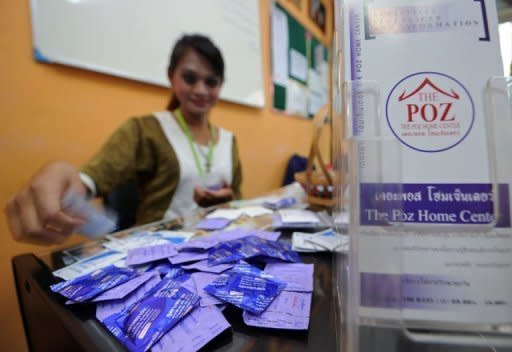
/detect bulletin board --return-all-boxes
[271,2,330,118]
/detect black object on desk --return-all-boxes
[12,235,337,352]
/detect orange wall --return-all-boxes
[0,1,332,350]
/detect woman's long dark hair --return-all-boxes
[167,34,224,111]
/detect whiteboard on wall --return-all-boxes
[29,0,265,108]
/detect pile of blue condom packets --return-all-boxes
[50,228,315,352]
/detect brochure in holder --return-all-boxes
[332,0,512,350]
[337,77,512,351]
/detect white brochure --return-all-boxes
[340,0,512,325]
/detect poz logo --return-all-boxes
[386,72,474,153]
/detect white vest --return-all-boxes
[154,111,233,219]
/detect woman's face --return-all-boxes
[170,49,223,118]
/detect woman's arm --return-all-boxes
[80,117,154,197]
[5,117,154,244]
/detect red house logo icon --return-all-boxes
[386,72,474,153]
[398,78,460,124]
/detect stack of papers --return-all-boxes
[292,229,349,253]
[278,209,320,224]
[205,206,274,221]
[104,231,194,253]
[205,209,244,221]
[238,206,274,217]
[51,226,315,351]
[273,209,325,230]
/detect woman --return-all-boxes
[5,34,242,245]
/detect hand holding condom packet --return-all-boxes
[200,173,225,191]
[62,191,118,237]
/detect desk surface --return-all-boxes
[13,230,512,352]
[12,228,337,352]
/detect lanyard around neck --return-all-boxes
[174,109,215,177]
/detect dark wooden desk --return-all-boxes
[12,231,337,352]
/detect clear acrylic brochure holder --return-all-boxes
[333,77,512,352]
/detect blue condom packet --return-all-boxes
[204,263,286,315]
[51,265,136,303]
[258,239,302,263]
[206,238,242,265]
[104,278,200,352]
[229,262,287,290]
[207,240,247,266]
[163,271,191,282]
[208,236,270,265]
[242,236,301,263]
[208,236,301,266]
[144,260,185,279]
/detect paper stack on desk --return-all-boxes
[292,229,349,253]
[278,209,320,224]
[104,231,194,253]
[206,206,274,221]
[273,209,328,229]
[50,227,315,352]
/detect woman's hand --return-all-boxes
[5,161,87,245]
[194,184,234,208]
